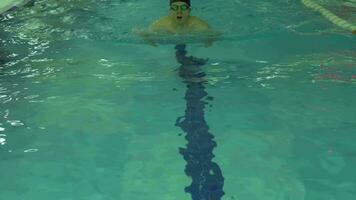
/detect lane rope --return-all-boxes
[301,0,356,34]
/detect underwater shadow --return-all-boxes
[174,44,225,200]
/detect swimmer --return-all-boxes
[134,0,219,47]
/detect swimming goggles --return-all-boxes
[170,4,190,11]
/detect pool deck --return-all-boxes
[0,0,31,14]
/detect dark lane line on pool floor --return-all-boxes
[174,44,225,200]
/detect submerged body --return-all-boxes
[149,15,211,35]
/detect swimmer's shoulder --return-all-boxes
[189,16,221,37]
[189,16,210,31]
[149,16,172,33]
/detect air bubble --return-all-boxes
[24,149,38,153]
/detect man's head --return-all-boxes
[169,0,191,25]
[170,0,190,7]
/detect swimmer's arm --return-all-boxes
[132,26,158,47]
[192,17,221,47]
[132,18,168,46]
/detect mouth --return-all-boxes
[177,16,183,20]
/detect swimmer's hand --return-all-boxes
[204,39,214,47]
[132,27,158,47]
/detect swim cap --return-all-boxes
[170,0,191,7]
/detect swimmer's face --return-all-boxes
[169,2,191,24]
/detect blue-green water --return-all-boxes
[1,0,356,199]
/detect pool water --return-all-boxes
[0,0,356,199]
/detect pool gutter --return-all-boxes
[0,0,32,15]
